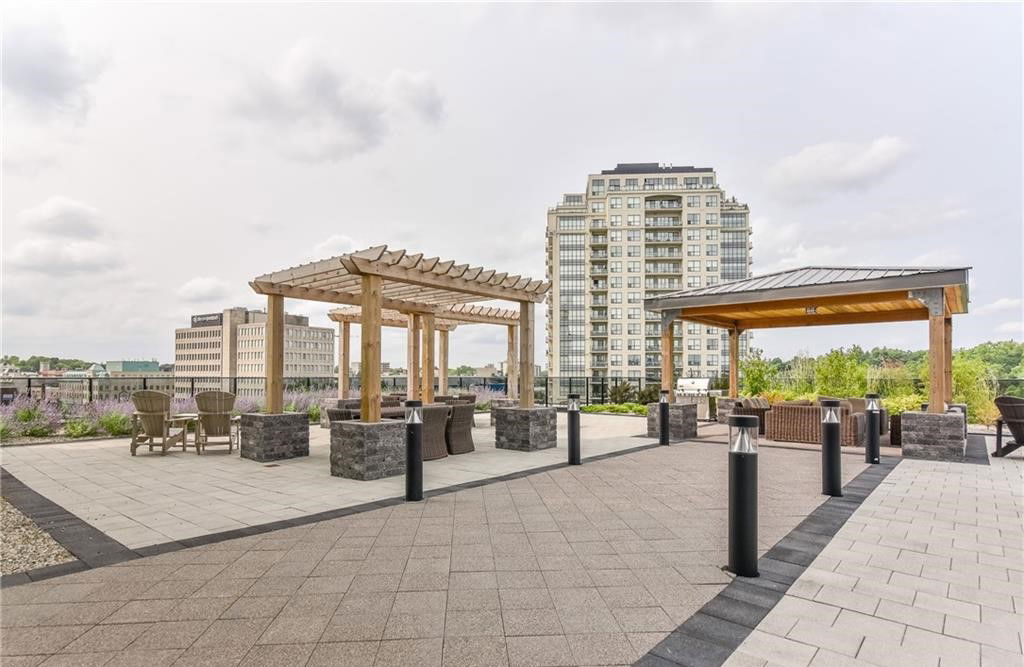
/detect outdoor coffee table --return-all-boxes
[171,413,198,451]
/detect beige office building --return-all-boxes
[174,307,334,396]
[546,163,751,387]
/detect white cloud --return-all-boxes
[768,136,911,201]
[1,16,104,121]
[312,234,359,258]
[230,43,444,162]
[18,196,103,238]
[6,237,121,274]
[995,321,1024,336]
[908,249,964,266]
[176,277,231,302]
[974,298,1022,316]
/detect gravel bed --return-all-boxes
[1,497,75,575]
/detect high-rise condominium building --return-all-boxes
[545,163,751,386]
[173,307,334,396]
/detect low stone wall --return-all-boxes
[646,402,698,440]
[240,413,309,462]
[676,395,711,420]
[331,419,405,481]
[489,398,518,426]
[901,411,967,461]
[495,407,557,451]
[716,398,739,423]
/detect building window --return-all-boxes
[610,197,621,209]
[626,230,641,241]
[687,213,700,226]
[687,196,700,208]
[627,215,641,226]
[705,195,718,207]
[609,230,622,241]
[609,215,622,226]
[705,229,718,240]
[705,213,718,225]
[625,178,638,190]
[687,260,700,272]
[557,217,584,230]
[687,276,701,288]
[705,244,718,256]
[687,244,700,257]
[591,202,605,213]
[626,197,640,209]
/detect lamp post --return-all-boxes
[405,400,423,502]
[728,414,759,577]
[865,393,881,465]
[659,389,670,446]
[820,399,842,497]
[567,393,581,465]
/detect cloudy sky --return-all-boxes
[3,2,1021,370]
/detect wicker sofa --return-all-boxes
[764,399,866,447]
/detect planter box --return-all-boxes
[901,410,966,461]
[646,402,697,440]
[494,407,557,451]
[240,413,309,462]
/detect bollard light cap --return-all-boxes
[405,400,423,424]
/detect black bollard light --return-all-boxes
[659,390,670,446]
[405,400,423,502]
[820,399,842,497]
[567,393,581,465]
[727,414,759,577]
[865,393,881,465]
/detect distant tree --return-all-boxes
[814,349,868,398]
[450,365,477,376]
[740,349,778,396]
[957,341,1024,378]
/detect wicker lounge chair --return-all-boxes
[421,405,450,461]
[195,391,237,454]
[993,395,1024,457]
[446,403,476,454]
[730,397,771,435]
[434,395,456,404]
[455,393,477,405]
[130,390,186,456]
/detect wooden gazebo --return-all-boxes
[328,304,521,401]
[645,266,971,413]
[251,245,548,421]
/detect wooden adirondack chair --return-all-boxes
[130,390,186,455]
[993,395,1024,457]
[195,391,237,454]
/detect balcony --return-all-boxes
[644,200,683,210]
[591,297,607,306]
[591,235,608,245]
[644,233,682,243]
[644,263,682,274]
[645,248,682,258]
[591,264,608,275]
[591,281,608,290]
[645,217,681,228]
[591,250,608,259]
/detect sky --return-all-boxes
[2,2,1022,370]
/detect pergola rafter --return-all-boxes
[251,245,548,420]
[645,266,970,413]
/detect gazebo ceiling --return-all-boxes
[251,245,549,312]
[646,266,970,330]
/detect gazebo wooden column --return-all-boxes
[338,321,350,399]
[265,294,284,413]
[407,314,421,400]
[928,310,947,414]
[360,275,382,422]
[728,328,740,399]
[506,325,519,399]
[421,313,436,403]
[944,314,953,404]
[439,329,449,397]
[660,316,675,403]
[519,302,534,408]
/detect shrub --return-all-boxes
[308,403,321,424]
[64,418,99,438]
[581,403,647,415]
[0,418,13,440]
[741,353,777,396]
[608,382,636,404]
[881,394,927,415]
[636,385,661,404]
[98,413,133,436]
[814,349,868,398]
[1,397,61,438]
[759,390,786,404]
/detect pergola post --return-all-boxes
[928,310,946,413]
[728,328,740,399]
[360,275,382,422]
[943,315,953,404]
[439,329,449,396]
[407,314,421,400]
[421,313,435,403]
[660,315,675,403]
[338,321,350,399]
[265,294,284,413]
[519,301,534,408]
[507,325,519,399]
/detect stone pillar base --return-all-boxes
[495,407,556,451]
[489,398,519,426]
[646,403,697,440]
[240,413,309,462]
[901,411,967,461]
[331,420,405,480]
[716,398,739,423]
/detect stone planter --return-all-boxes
[646,402,697,440]
[900,410,966,461]
[489,398,519,426]
[240,413,309,462]
[494,407,556,451]
[330,419,405,480]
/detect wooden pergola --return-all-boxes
[327,304,521,402]
[251,245,548,421]
[645,266,971,413]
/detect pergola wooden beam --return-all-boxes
[253,245,548,418]
[741,308,929,330]
[329,307,458,331]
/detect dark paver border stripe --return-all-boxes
[1,438,668,587]
[963,433,990,466]
[636,455,901,667]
